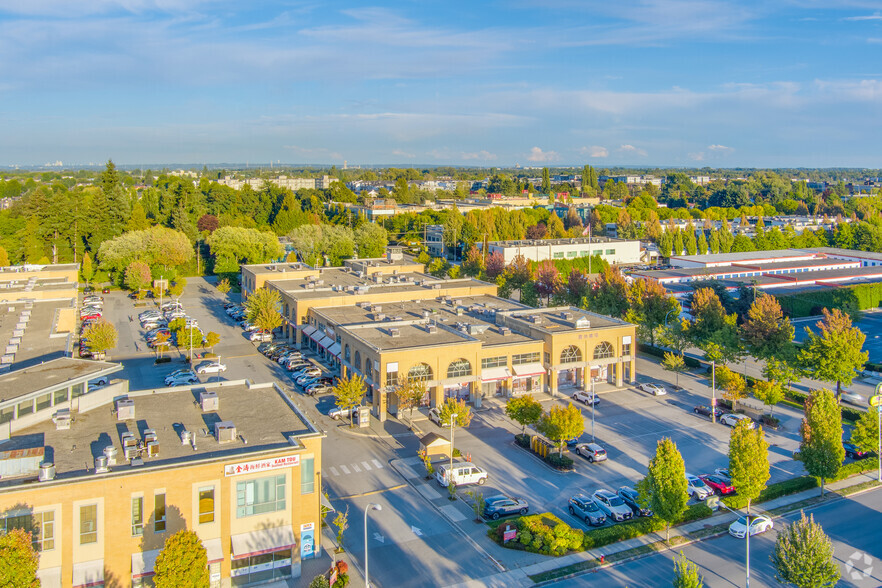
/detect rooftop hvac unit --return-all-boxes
[200,391,219,412]
[117,399,135,421]
[38,462,55,482]
[373,305,382,313]
[215,421,237,443]
[374,313,386,321]
[94,455,110,473]
[180,430,192,445]
[53,409,71,430]
[456,307,464,316]
[426,324,437,334]
[143,429,158,444]
[432,284,441,289]
[146,441,160,457]
[388,328,401,338]
[103,446,118,465]
[530,316,543,324]
[560,311,574,320]
[422,310,430,318]
[498,327,512,336]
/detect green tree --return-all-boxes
[627,278,681,346]
[740,294,794,361]
[354,222,388,258]
[333,507,349,551]
[81,250,95,284]
[504,395,544,435]
[541,167,551,194]
[753,380,785,415]
[0,245,10,267]
[662,352,686,389]
[153,529,209,588]
[216,278,231,294]
[203,331,221,352]
[461,245,484,277]
[538,403,584,458]
[798,308,868,397]
[308,576,330,588]
[396,378,427,429]
[849,409,880,454]
[0,527,39,588]
[168,278,185,299]
[83,320,118,357]
[438,397,472,431]
[799,389,845,495]
[687,288,741,363]
[715,365,747,412]
[333,373,366,428]
[672,551,704,588]
[124,260,152,292]
[728,420,770,513]
[245,287,283,334]
[637,437,688,541]
[772,511,840,588]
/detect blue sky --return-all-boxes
[2,1,882,167]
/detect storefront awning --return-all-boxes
[317,335,334,349]
[481,366,511,382]
[328,342,342,358]
[309,330,323,343]
[131,549,161,579]
[203,537,224,564]
[301,325,316,337]
[321,493,336,513]
[513,362,546,378]
[36,567,61,588]
[72,560,105,588]
[231,525,296,560]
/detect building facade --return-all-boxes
[480,237,642,266]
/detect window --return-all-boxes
[199,487,215,524]
[301,458,315,495]
[354,351,362,373]
[35,511,54,551]
[154,494,166,533]
[71,383,85,398]
[544,352,550,365]
[0,407,13,424]
[622,342,632,356]
[481,356,506,369]
[385,366,398,386]
[237,475,286,518]
[606,249,615,255]
[512,352,540,365]
[593,342,614,359]
[447,359,472,379]
[36,394,51,412]
[566,251,577,258]
[560,345,582,364]
[407,363,433,383]
[17,400,34,417]
[80,504,98,544]
[54,389,69,405]
[344,345,351,363]
[553,252,564,259]
[132,497,144,536]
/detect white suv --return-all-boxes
[434,462,487,487]
[686,474,713,500]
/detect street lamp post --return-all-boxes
[449,412,458,478]
[591,378,596,442]
[711,360,717,425]
[709,498,753,588]
[363,503,382,588]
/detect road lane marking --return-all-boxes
[352,463,361,472]
[329,466,339,477]
[340,464,350,475]
[335,484,407,500]
[362,461,372,470]
[372,459,384,469]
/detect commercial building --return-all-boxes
[0,361,324,588]
[479,237,642,266]
[0,263,80,303]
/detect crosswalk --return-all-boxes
[327,459,385,477]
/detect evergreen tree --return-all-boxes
[672,551,704,588]
[772,512,840,588]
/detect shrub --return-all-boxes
[491,513,584,556]
[829,457,879,482]
[723,476,817,510]
[760,414,780,427]
[514,433,531,448]
[545,453,574,470]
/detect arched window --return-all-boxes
[560,345,582,364]
[365,360,372,380]
[593,341,614,359]
[354,351,362,373]
[344,345,351,363]
[408,363,433,383]
[447,358,472,379]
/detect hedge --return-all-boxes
[722,476,818,510]
[829,457,879,483]
[638,343,702,368]
[488,513,585,556]
[784,390,863,423]
[777,282,882,318]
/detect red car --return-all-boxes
[81,313,102,321]
[700,474,735,495]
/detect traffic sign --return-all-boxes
[870,395,882,408]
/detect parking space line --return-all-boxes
[329,466,339,477]
[361,461,372,471]
[352,463,361,473]
[372,459,384,469]
[340,465,350,475]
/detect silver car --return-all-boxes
[592,489,633,522]
[841,391,866,406]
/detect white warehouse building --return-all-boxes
[480,237,642,266]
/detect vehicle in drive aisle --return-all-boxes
[719,413,755,429]
[573,442,607,463]
[568,494,607,526]
[196,362,227,374]
[699,474,735,495]
[693,405,723,419]
[329,406,354,420]
[167,373,199,386]
[843,442,870,459]
[728,515,773,538]
[434,462,487,488]
[592,489,633,522]
[841,391,867,407]
[572,390,600,405]
[617,486,653,517]
[306,384,334,397]
[685,474,714,500]
[482,495,528,520]
[637,383,667,396]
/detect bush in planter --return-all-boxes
[760,414,780,427]
[515,513,583,556]
[452,448,462,458]
[545,453,574,470]
[514,433,531,448]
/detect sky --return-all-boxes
[2,1,882,168]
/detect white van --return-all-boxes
[434,462,488,487]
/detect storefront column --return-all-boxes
[547,370,557,395]
[375,390,388,422]
[629,357,637,384]
[430,385,443,407]
[615,362,623,387]
[470,382,481,408]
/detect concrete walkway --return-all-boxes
[441,471,881,588]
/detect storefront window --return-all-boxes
[560,346,582,364]
[511,352,540,365]
[593,342,614,359]
[231,549,293,587]
[407,363,432,383]
[446,359,472,378]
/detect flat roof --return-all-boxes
[343,322,474,351]
[633,257,860,280]
[0,264,79,275]
[0,383,318,488]
[0,300,75,370]
[0,357,121,404]
[504,307,630,333]
[669,249,816,266]
[275,273,491,301]
[801,247,882,262]
[489,237,631,247]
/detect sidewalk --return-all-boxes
[440,472,881,588]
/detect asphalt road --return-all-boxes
[554,487,882,587]
[794,311,882,365]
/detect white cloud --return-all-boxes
[708,144,734,151]
[391,149,415,158]
[844,13,882,20]
[689,152,705,161]
[461,150,497,161]
[526,147,559,162]
[813,78,882,101]
[580,145,609,158]
[618,144,648,156]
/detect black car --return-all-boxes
[482,495,528,520]
[617,486,653,517]
[843,442,870,460]
[83,286,94,293]
[693,405,723,419]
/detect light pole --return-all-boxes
[664,308,677,329]
[363,503,382,588]
[711,360,717,425]
[449,412,458,478]
[591,378,596,442]
[708,497,753,588]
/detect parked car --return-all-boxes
[196,362,227,374]
[428,407,451,427]
[483,495,528,520]
[719,413,755,429]
[161,302,183,311]
[843,442,870,459]
[241,321,260,332]
[83,296,104,304]
[699,474,736,495]
[714,468,732,484]
[296,370,323,385]
[306,385,334,397]
[693,405,723,419]
[102,287,110,293]
[685,474,714,500]
[88,376,110,387]
[637,383,667,396]
[592,489,633,522]
[250,331,273,342]
[167,374,198,386]
[572,390,599,405]
[81,312,102,321]
[728,514,774,539]
[617,486,653,517]
[573,442,608,463]
[329,406,356,420]
[841,391,867,407]
[258,342,280,355]
[286,361,312,373]
[165,370,195,385]
[434,462,487,487]
[568,494,607,526]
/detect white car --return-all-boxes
[167,374,198,386]
[329,406,357,420]
[250,331,273,342]
[196,362,227,374]
[719,413,755,429]
[841,391,867,406]
[89,376,110,387]
[428,407,450,427]
[165,369,195,385]
[729,514,774,539]
[685,474,714,500]
[637,383,667,396]
[572,390,599,405]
